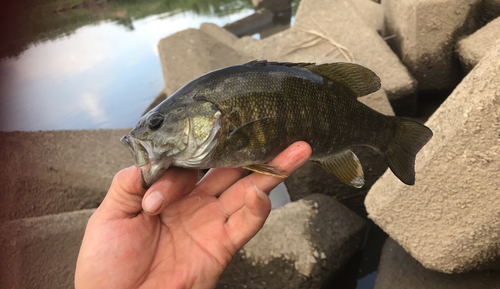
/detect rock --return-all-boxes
[351,0,385,35]
[375,238,500,289]
[292,0,417,115]
[457,17,500,72]
[217,194,366,289]
[285,89,395,203]
[0,209,94,289]
[158,29,251,96]
[365,42,500,273]
[0,129,132,221]
[200,23,238,48]
[382,0,482,91]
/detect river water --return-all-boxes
[0,1,254,132]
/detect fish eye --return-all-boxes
[148,113,164,131]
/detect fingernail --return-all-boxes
[253,185,268,201]
[143,191,164,214]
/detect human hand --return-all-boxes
[75,141,311,289]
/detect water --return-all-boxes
[0,0,254,132]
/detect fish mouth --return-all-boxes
[120,135,170,187]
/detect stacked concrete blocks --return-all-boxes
[217,194,366,289]
[365,42,500,273]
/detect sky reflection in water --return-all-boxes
[0,9,253,132]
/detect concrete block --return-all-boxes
[352,0,385,35]
[285,89,395,202]
[457,17,500,72]
[383,0,482,91]
[200,23,238,48]
[292,0,417,115]
[375,238,500,289]
[365,42,500,273]
[0,209,94,289]
[0,129,132,221]
[158,29,251,96]
[217,194,366,289]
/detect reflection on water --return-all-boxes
[0,0,254,131]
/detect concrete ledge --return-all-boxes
[0,209,94,289]
[0,129,132,221]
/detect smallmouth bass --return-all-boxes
[121,60,433,187]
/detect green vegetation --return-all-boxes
[0,0,253,59]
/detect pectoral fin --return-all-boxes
[313,149,365,188]
[243,164,288,178]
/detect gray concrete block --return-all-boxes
[0,209,94,289]
[158,29,252,96]
[0,129,132,221]
[375,238,500,289]
[293,0,417,115]
[285,90,395,202]
[352,0,385,35]
[199,23,239,48]
[365,42,500,273]
[217,194,366,289]
[383,0,482,91]
[457,17,500,72]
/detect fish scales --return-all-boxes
[121,60,433,187]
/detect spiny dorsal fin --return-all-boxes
[245,60,316,68]
[313,149,365,188]
[245,60,381,97]
[307,63,381,97]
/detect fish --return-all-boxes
[121,60,433,188]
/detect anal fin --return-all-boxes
[313,149,365,188]
[243,164,288,178]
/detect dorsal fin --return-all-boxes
[244,60,315,68]
[307,63,381,97]
[245,60,381,97]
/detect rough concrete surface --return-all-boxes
[365,43,500,273]
[0,209,94,289]
[199,23,238,48]
[0,129,132,221]
[285,89,395,202]
[457,17,500,72]
[217,194,366,289]
[383,0,482,91]
[157,29,251,96]
[375,238,500,289]
[292,0,417,115]
[351,0,385,35]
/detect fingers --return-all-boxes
[218,141,311,216]
[142,167,198,215]
[98,166,198,218]
[224,185,271,249]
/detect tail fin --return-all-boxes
[386,118,433,185]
